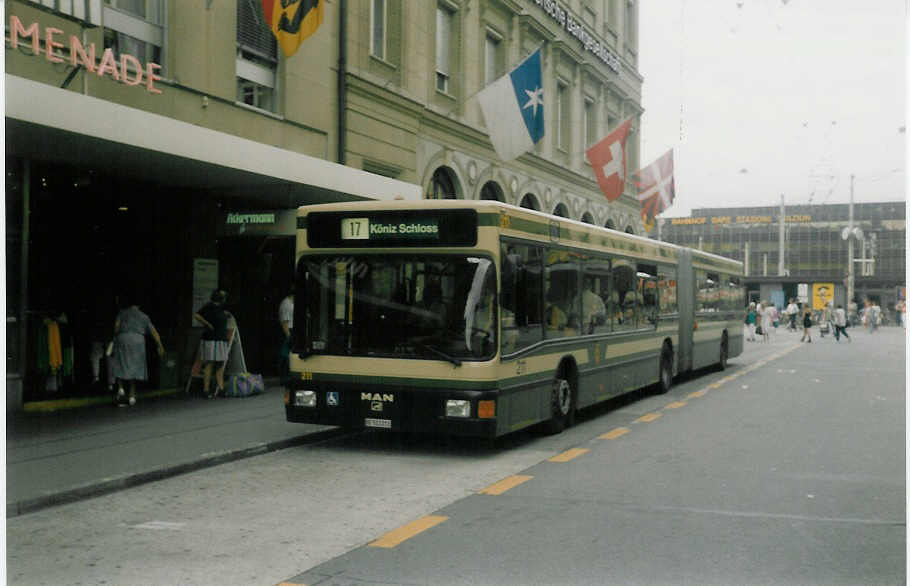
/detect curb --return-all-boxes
[6,427,346,518]
[22,387,184,413]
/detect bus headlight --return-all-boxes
[293,390,317,407]
[445,399,471,418]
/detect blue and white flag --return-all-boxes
[477,49,545,162]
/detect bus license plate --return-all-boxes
[364,418,392,429]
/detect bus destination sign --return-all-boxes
[307,210,477,248]
[341,217,439,240]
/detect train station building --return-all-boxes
[655,202,906,316]
[6,0,645,409]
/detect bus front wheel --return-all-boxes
[544,376,574,434]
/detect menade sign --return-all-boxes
[8,15,163,94]
[307,209,478,248]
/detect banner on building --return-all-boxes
[812,283,835,310]
[635,148,675,232]
[586,117,633,202]
[261,0,323,57]
[477,49,545,162]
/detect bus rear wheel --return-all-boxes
[656,346,673,394]
[544,377,574,434]
[717,334,729,371]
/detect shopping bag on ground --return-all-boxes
[224,372,265,397]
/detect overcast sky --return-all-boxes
[637,1,906,217]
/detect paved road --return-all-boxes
[6,327,905,585]
[287,327,906,586]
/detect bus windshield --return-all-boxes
[297,254,497,362]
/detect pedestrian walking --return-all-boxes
[744,302,758,341]
[786,298,799,332]
[833,304,851,343]
[870,300,882,332]
[800,308,813,343]
[194,289,230,398]
[760,301,773,343]
[278,286,295,378]
[111,293,165,406]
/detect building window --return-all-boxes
[584,98,596,149]
[236,0,278,112]
[557,82,570,152]
[371,0,386,59]
[520,194,540,211]
[625,0,637,46]
[436,5,454,94]
[430,167,458,199]
[553,203,569,218]
[103,0,164,68]
[484,31,503,86]
[29,0,102,24]
[480,181,504,202]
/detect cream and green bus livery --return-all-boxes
[285,200,744,437]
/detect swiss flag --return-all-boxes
[586,118,632,202]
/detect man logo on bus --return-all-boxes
[362,392,394,402]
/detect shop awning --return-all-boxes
[5,74,422,205]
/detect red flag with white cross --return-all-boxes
[586,118,633,202]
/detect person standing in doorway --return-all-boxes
[800,308,813,343]
[194,290,229,398]
[111,292,165,406]
[278,287,295,379]
[833,304,851,343]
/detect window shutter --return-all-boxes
[237,0,277,62]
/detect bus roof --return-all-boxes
[298,200,743,273]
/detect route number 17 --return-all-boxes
[341,217,369,240]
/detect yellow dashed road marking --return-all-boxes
[548,448,590,462]
[635,412,662,423]
[688,390,707,398]
[599,427,630,440]
[369,516,448,548]
[479,475,533,495]
[664,401,687,409]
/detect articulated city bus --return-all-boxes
[285,200,744,438]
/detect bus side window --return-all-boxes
[612,261,639,330]
[500,242,543,352]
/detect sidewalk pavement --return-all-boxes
[6,384,339,517]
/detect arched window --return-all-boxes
[605,219,616,230]
[581,212,594,224]
[429,167,457,199]
[479,181,504,202]
[552,203,569,218]
[625,226,635,234]
[519,194,540,211]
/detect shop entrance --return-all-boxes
[217,236,295,377]
[20,161,185,400]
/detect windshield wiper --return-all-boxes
[416,342,462,367]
